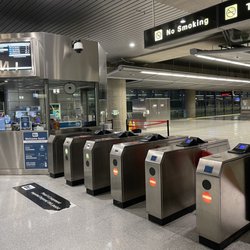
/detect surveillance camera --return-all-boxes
[72,40,83,53]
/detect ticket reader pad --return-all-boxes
[176,137,207,147]
[228,143,250,154]
[196,143,250,249]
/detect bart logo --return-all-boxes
[225,4,238,20]
[154,29,163,42]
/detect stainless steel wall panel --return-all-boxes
[0,131,48,175]
[0,32,102,82]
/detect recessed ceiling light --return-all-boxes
[180,18,186,24]
[129,42,135,48]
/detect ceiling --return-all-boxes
[0,0,224,62]
[108,65,250,91]
[1,0,250,91]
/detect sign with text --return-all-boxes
[20,116,31,130]
[219,0,250,26]
[59,120,82,129]
[144,6,217,48]
[144,0,250,48]
[13,183,75,214]
[23,131,48,169]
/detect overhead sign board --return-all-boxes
[144,6,217,48]
[0,41,32,71]
[218,0,250,26]
[144,0,250,48]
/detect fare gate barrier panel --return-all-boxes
[48,129,94,178]
[196,143,250,250]
[84,133,146,196]
[63,130,113,186]
[145,137,230,226]
[110,134,187,208]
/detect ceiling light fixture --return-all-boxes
[180,18,186,24]
[141,70,250,83]
[194,54,250,68]
[129,42,135,48]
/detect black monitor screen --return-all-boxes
[0,41,32,71]
[150,155,157,161]
[185,138,193,144]
[238,144,247,150]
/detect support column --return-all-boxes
[185,90,196,118]
[107,79,126,131]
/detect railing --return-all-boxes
[127,119,170,136]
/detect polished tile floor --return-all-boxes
[1,117,250,250]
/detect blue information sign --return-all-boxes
[0,117,5,131]
[59,120,82,129]
[23,131,48,169]
[20,116,31,130]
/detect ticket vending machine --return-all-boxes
[145,137,230,225]
[196,143,250,249]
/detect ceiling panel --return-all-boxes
[109,65,250,91]
[0,0,189,61]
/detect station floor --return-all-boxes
[1,116,250,250]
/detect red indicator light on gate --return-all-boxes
[113,168,118,176]
[149,177,156,187]
[202,191,212,204]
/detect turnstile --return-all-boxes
[145,137,230,226]
[84,132,145,196]
[63,130,113,186]
[110,134,187,208]
[196,143,250,250]
[48,128,93,178]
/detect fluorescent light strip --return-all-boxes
[195,54,250,68]
[141,70,250,84]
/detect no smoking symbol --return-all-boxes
[225,4,238,20]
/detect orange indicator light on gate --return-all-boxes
[149,177,157,187]
[202,191,212,204]
[113,168,118,176]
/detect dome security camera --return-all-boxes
[72,40,83,53]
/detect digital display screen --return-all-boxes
[185,138,193,144]
[238,144,247,150]
[204,165,213,174]
[15,111,29,119]
[150,155,157,161]
[0,41,32,71]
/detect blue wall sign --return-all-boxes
[20,116,31,130]
[59,120,82,129]
[0,117,5,131]
[23,131,48,169]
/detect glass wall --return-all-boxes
[127,89,242,120]
[49,81,96,127]
[0,79,97,131]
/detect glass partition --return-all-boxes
[0,79,97,131]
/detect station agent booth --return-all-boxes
[0,32,106,175]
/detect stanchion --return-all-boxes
[167,120,170,136]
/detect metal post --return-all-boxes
[167,120,170,136]
[95,82,100,126]
[44,79,50,134]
